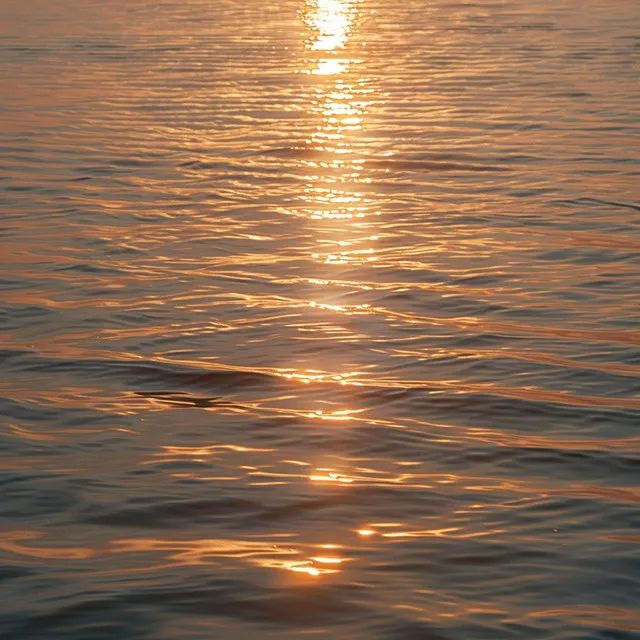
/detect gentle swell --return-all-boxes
[1,0,639,639]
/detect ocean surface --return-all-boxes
[1,0,639,638]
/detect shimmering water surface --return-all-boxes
[1,0,639,638]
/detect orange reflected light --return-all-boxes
[306,408,362,419]
[279,369,362,386]
[291,564,321,576]
[305,0,354,52]
[312,59,350,75]
[311,556,343,564]
[263,556,344,577]
[310,470,353,484]
[382,527,461,538]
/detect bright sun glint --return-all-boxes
[309,0,353,51]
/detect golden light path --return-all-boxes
[291,0,378,419]
[287,0,379,579]
[300,0,378,256]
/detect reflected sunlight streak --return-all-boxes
[304,0,354,52]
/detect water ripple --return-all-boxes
[1,0,639,638]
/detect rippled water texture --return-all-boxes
[1,0,639,638]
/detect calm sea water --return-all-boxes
[1,0,639,638]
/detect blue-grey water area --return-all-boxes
[1,0,639,638]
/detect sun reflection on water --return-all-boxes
[298,0,378,274]
[241,0,379,585]
[303,0,353,51]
